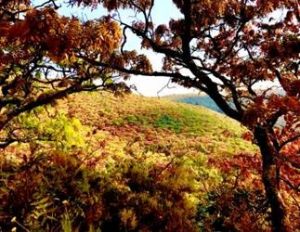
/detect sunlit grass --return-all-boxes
[63,91,257,157]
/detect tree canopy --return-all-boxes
[66,1,299,230]
[0,0,124,135]
[0,0,299,231]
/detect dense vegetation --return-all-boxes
[1,91,300,231]
[0,91,269,231]
[1,0,299,231]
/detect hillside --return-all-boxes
[63,92,255,156]
[0,91,260,232]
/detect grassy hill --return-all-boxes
[63,92,256,156]
[0,91,259,232]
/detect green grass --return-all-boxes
[154,115,182,132]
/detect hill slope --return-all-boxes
[64,92,256,156]
[0,91,259,232]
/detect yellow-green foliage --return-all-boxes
[15,106,87,151]
[0,91,257,232]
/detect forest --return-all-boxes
[0,0,299,231]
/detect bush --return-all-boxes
[0,106,221,231]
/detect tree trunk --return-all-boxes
[254,126,286,232]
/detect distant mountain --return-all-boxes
[175,95,224,113]
[174,94,286,126]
